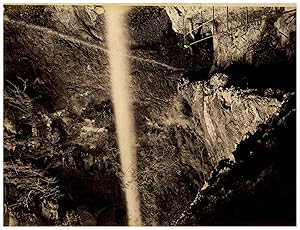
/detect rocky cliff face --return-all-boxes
[167,75,283,165]
[4,4,296,226]
[4,5,183,120]
[136,74,286,225]
[165,5,296,72]
[176,93,296,226]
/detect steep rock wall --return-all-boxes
[176,93,296,226]
[166,77,283,166]
[165,5,296,70]
[4,6,184,122]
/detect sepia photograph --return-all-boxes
[3,3,296,226]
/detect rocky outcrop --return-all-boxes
[136,74,287,225]
[166,75,284,166]
[4,4,296,226]
[175,93,296,225]
[165,5,296,72]
[4,5,183,122]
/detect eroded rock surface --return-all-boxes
[136,75,286,225]
[4,4,296,226]
[176,93,296,226]
[167,77,283,165]
[4,5,184,121]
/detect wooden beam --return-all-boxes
[189,35,213,46]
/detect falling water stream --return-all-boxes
[105,5,142,226]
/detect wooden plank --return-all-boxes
[189,35,213,46]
